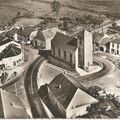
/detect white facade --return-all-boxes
[109,42,120,55]
[0,52,24,70]
[66,89,98,118]
[76,30,93,71]
[30,30,38,41]
[84,30,93,69]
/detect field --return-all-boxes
[0,0,120,27]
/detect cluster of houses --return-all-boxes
[0,22,119,74]
[0,35,24,79]
[0,21,119,76]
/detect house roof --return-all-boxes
[0,90,28,118]
[34,29,46,41]
[100,37,113,45]
[35,27,65,41]
[0,44,21,60]
[17,27,34,37]
[0,37,12,46]
[52,32,77,52]
[48,74,77,109]
[67,88,98,111]
[93,32,104,44]
[93,32,113,45]
[6,28,18,37]
[48,74,98,111]
[111,37,120,44]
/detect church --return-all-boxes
[51,29,93,71]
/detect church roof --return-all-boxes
[51,32,77,52]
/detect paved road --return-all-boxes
[24,56,47,118]
[66,56,112,95]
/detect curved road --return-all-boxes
[24,55,112,118]
[24,56,47,118]
[66,56,112,94]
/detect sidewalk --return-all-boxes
[76,65,102,76]
[44,61,79,78]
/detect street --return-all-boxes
[24,56,47,118]
[93,52,120,96]
[2,45,39,118]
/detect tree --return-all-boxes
[51,0,61,20]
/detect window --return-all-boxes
[117,50,119,54]
[111,49,114,53]
[117,44,119,49]
[79,40,82,44]
[112,43,114,48]
[52,45,55,55]
[64,51,66,60]
[13,61,16,66]
[58,48,60,58]
[70,53,72,64]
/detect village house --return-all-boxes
[108,37,120,55]
[0,90,29,118]
[93,32,112,52]
[92,32,120,55]
[51,29,93,71]
[0,43,24,70]
[3,28,19,41]
[32,27,66,50]
[0,36,21,53]
[38,74,98,118]
[17,26,35,44]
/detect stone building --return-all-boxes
[93,32,112,52]
[17,27,35,44]
[32,27,66,50]
[108,37,120,55]
[0,44,24,70]
[51,29,93,71]
[39,74,98,118]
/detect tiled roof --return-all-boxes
[0,35,6,41]
[6,28,18,37]
[0,37,12,46]
[52,29,90,52]
[111,37,120,44]
[17,27,34,37]
[93,32,104,44]
[0,90,28,118]
[52,32,77,51]
[48,74,77,109]
[35,27,61,41]
[34,29,45,41]
[100,37,113,45]
[0,44,21,60]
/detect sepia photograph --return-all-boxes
[0,0,120,119]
